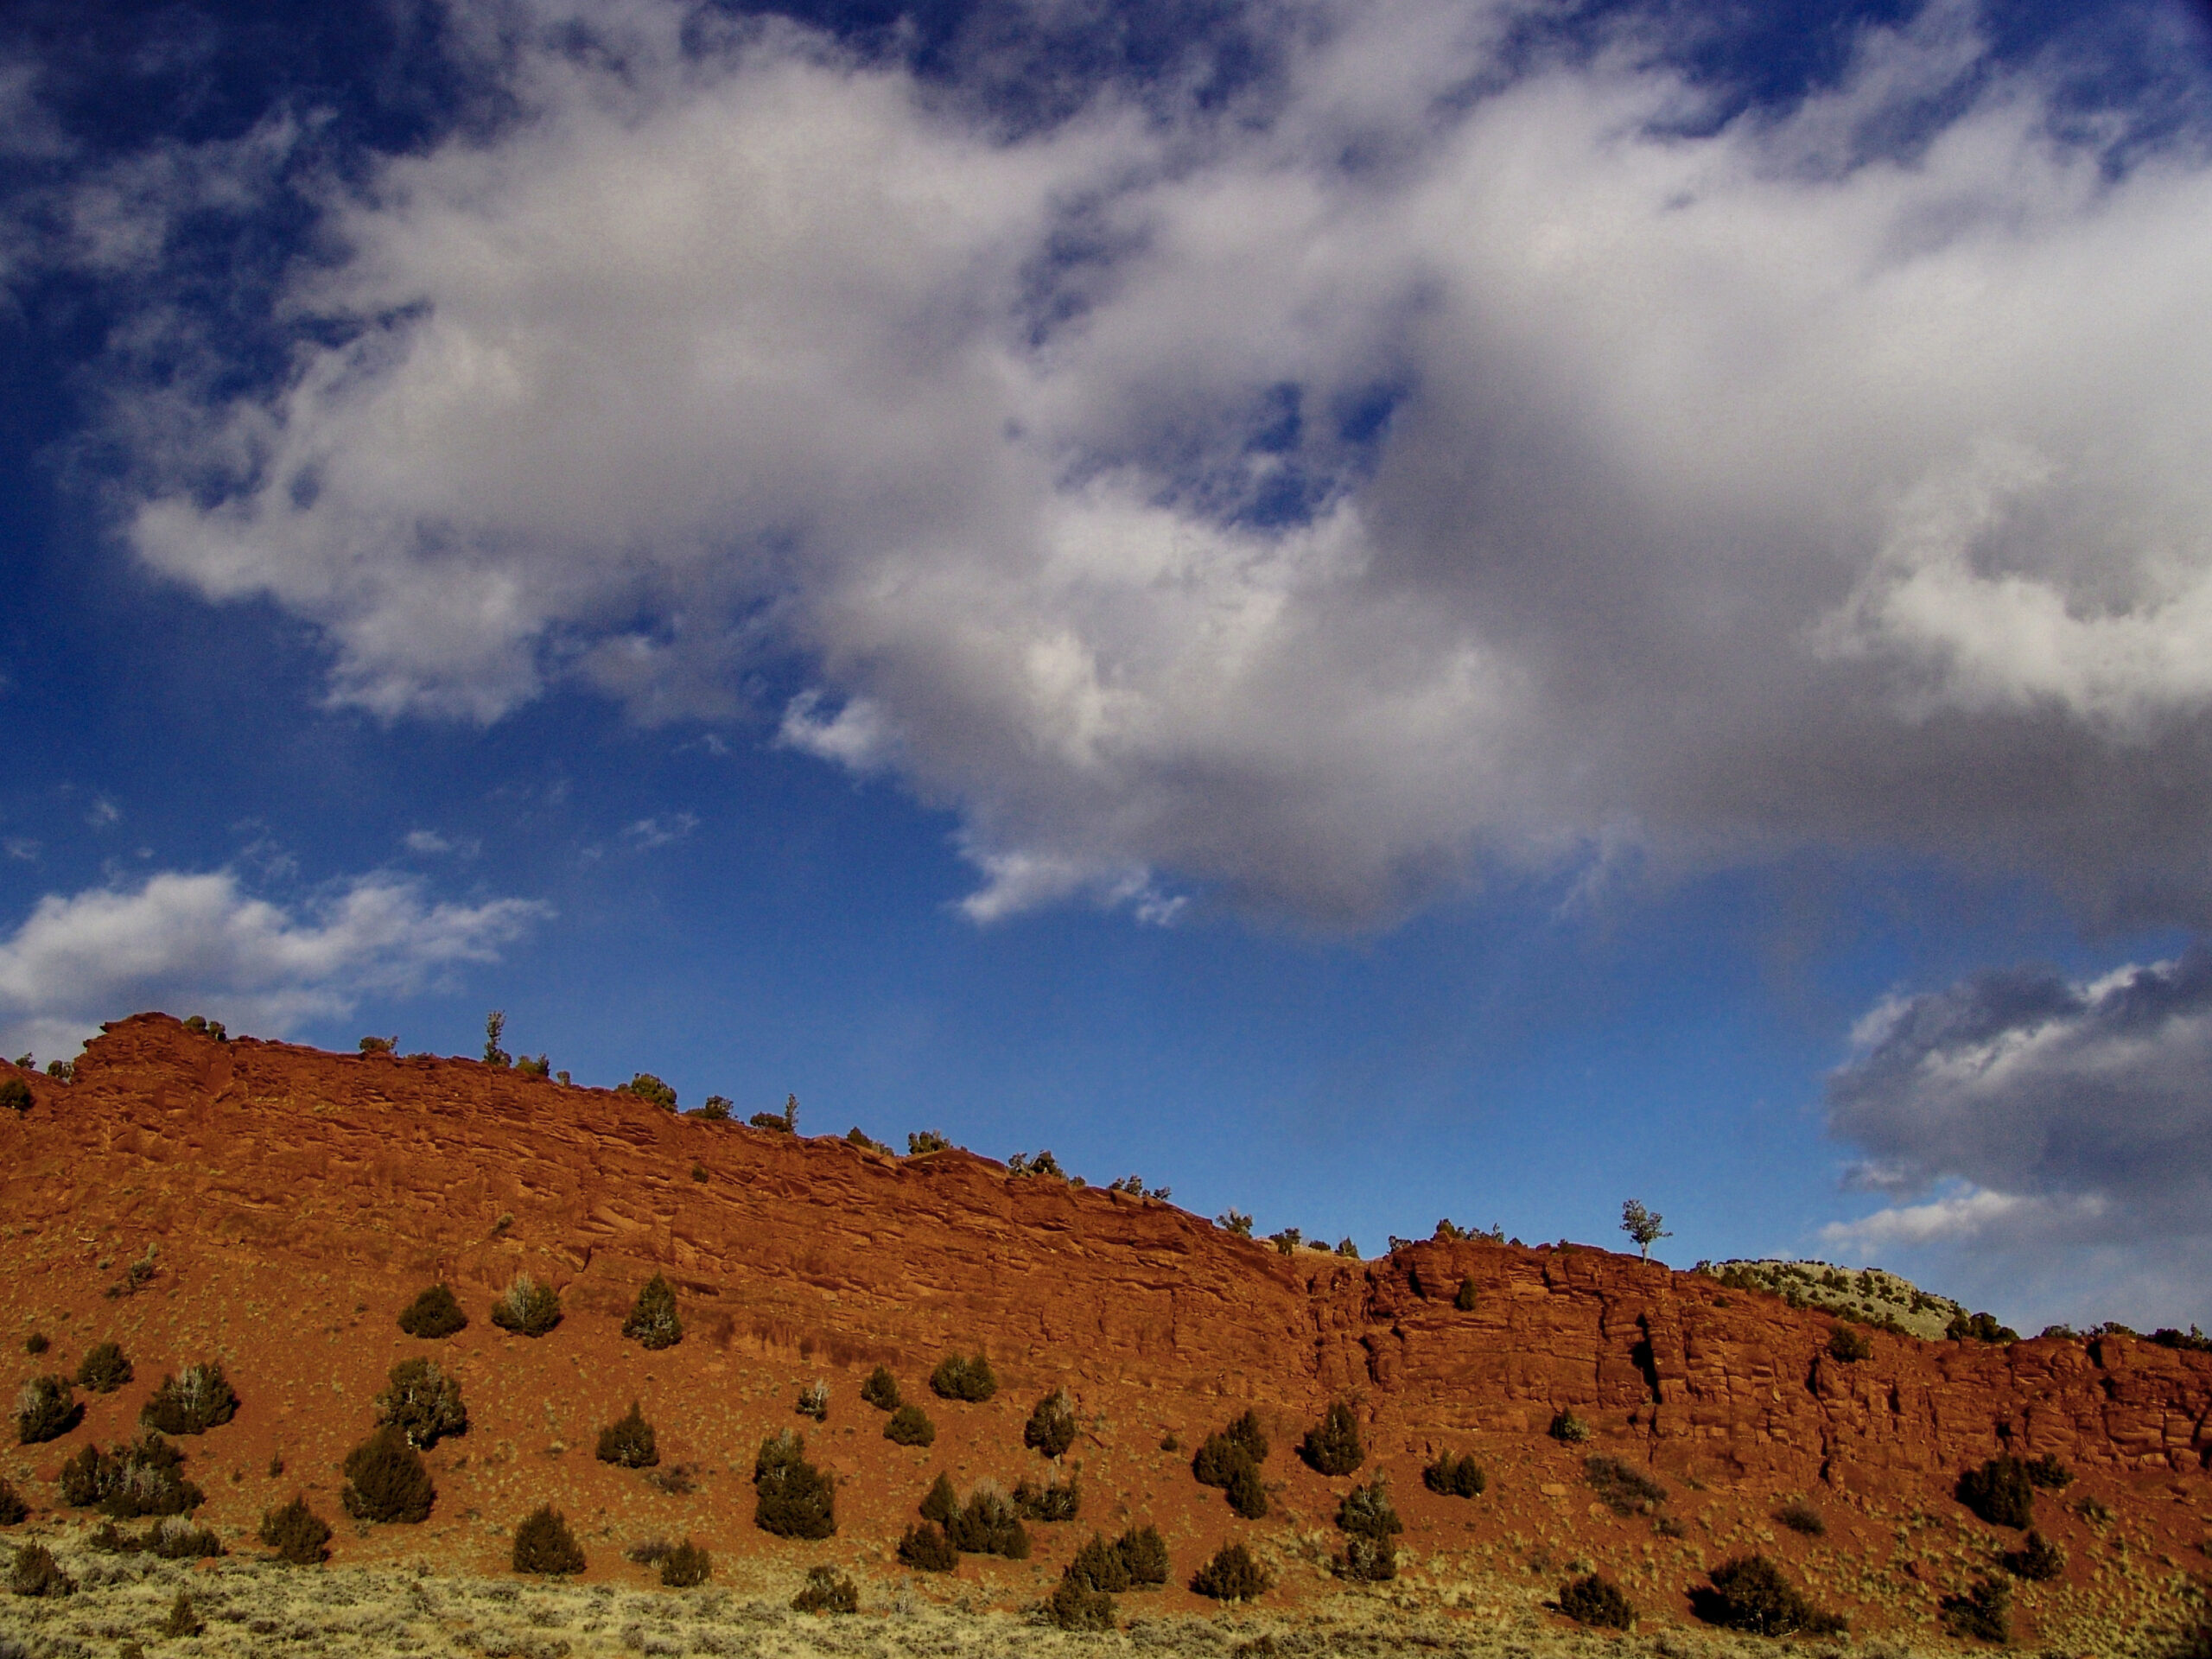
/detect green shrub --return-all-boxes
[661,1538,711,1588]
[1775,1499,1824,1535]
[1300,1401,1363,1475]
[624,1073,677,1110]
[861,1365,901,1411]
[797,1380,830,1421]
[621,1274,683,1350]
[397,1284,467,1339]
[0,1476,25,1525]
[1942,1575,2011,1643]
[340,1429,435,1523]
[1560,1573,1635,1629]
[750,1093,798,1133]
[930,1351,997,1402]
[1191,1541,1270,1602]
[491,1276,563,1338]
[16,1375,80,1444]
[75,1341,131,1393]
[1455,1277,1478,1311]
[513,1504,586,1574]
[0,1077,29,1113]
[597,1402,659,1469]
[162,1590,204,1637]
[259,1496,332,1565]
[846,1126,890,1154]
[792,1563,855,1611]
[1014,1474,1079,1522]
[376,1357,468,1449]
[1192,1411,1268,1485]
[1827,1325,1872,1363]
[2001,1530,2064,1581]
[1335,1532,1396,1582]
[22,1332,45,1355]
[1947,1311,2018,1344]
[60,1435,203,1518]
[1224,1457,1268,1519]
[139,1361,238,1437]
[920,1471,959,1524]
[1115,1524,1169,1586]
[1025,1389,1077,1459]
[907,1130,953,1155]
[1696,1554,1847,1636]
[1066,1534,1133,1593]
[92,1516,222,1558]
[1338,1478,1402,1538]
[147,1516,224,1559]
[948,1484,1030,1558]
[2024,1454,2073,1490]
[10,1542,73,1598]
[897,1522,957,1571]
[698,1095,733,1121]
[1423,1450,1485,1497]
[1957,1456,2036,1529]
[1585,1455,1668,1516]
[1047,1572,1117,1630]
[1333,1478,1400,1581]
[753,1430,836,1540]
[886,1404,936,1446]
[1548,1407,1592,1443]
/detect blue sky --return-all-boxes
[3,0,2212,1332]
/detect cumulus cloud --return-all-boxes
[79,0,2212,923]
[0,869,548,1060]
[1825,950,2212,1322]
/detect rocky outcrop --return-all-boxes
[5,1012,2209,1497]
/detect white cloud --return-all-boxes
[621,813,701,849]
[0,869,548,1059]
[1818,1183,2109,1250]
[402,829,480,858]
[1824,949,2212,1325]
[84,0,2212,923]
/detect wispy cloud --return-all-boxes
[0,869,548,1060]
[622,814,700,850]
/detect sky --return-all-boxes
[3,0,2212,1334]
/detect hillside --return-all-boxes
[1694,1260,1972,1342]
[3,1014,2211,1654]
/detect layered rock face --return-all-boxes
[6,1013,2206,1497]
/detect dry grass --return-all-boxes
[0,1518,2081,1659]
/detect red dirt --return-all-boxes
[3,1013,2209,1639]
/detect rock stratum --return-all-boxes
[4,1014,2211,1649]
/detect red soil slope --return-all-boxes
[3,1014,2209,1640]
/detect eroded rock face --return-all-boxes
[5,1011,2209,1499]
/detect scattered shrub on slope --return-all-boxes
[1300,1400,1364,1476]
[340,1429,435,1523]
[140,1362,238,1436]
[930,1351,997,1402]
[397,1284,467,1339]
[597,1402,659,1469]
[491,1276,563,1338]
[75,1342,133,1393]
[259,1497,332,1565]
[376,1357,467,1448]
[512,1504,586,1574]
[753,1430,836,1540]
[1560,1573,1635,1629]
[622,1274,683,1351]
